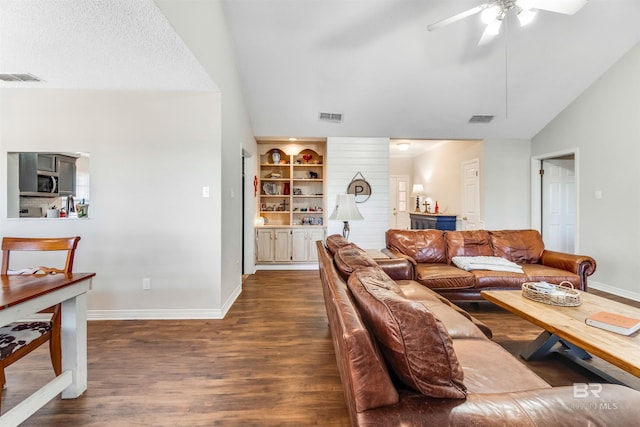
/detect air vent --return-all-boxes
[469,115,494,123]
[0,73,43,82]
[319,112,343,123]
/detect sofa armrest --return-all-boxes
[451,384,640,426]
[375,258,414,281]
[382,248,417,266]
[359,384,640,426]
[540,250,597,291]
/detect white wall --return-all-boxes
[483,138,532,229]
[327,137,389,249]
[0,2,256,318]
[0,89,224,318]
[157,0,257,307]
[412,141,483,218]
[532,43,640,300]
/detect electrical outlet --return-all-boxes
[202,186,210,198]
[142,278,151,290]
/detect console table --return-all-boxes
[409,213,457,231]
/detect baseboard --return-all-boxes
[87,282,243,320]
[255,263,318,271]
[589,280,640,302]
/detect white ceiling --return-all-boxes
[1,0,639,142]
[0,0,215,91]
[223,0,640,140]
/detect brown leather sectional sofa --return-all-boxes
[385,229,597,301]
[317,235,640,426]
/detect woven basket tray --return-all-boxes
[522,281,581,307]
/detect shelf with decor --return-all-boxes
[256,141,326,263]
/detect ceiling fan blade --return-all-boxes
[427,3,493,31]
[525,0,587,15]
[477,19,503,46]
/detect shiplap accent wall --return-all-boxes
[327,137,390,249]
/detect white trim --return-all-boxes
[589,280,640,303]
[531,148,580,252]
[255,263,318,271]
[87,283,243,320]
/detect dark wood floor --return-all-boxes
[3,271,639,426]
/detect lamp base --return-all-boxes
[342,221,350,239]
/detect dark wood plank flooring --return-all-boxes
[2,271,638,426]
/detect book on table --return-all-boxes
[585,311,640,336]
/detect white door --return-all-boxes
[542,158,576,253]
[390,175,410,229]
[461,159,481,230]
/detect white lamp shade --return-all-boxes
[411,183,424,196]
[329,194,364,221]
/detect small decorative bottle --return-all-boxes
[435,201,439,214]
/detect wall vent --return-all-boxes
[469,115,494,123]
[0,73,43,82]
[319,112,343,123]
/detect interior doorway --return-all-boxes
[531,150,578,253]
[461,159,481,230]
[389,175,410,229]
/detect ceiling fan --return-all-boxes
[428,0,587,45]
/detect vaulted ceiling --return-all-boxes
[222,0,640,140]
[1,0,639,142]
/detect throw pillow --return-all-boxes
[334,246,379,276]
[347,268,467,399]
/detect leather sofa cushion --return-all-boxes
[445,230,493,263]
[395,281,493,339]
[325,234,353,255]
[453,339,550,393]
[347,268,467,399]
[521,264,580,286]
[490,230,545,264]
[415,264,475,289]
[334,246,379,277]
[386,229,447,263]
[472,270,528,290]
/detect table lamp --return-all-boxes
[329,194,364,239]
[411,184,424,212]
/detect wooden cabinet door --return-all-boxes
[57,155,76,195]
[273,229,291,262]
[306,229,325,262]
[291,229,308,261]
[256,229,274,262]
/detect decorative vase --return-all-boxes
[272,151,281,164]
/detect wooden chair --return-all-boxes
[0,236,81,406]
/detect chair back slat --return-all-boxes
[1,237,81,275]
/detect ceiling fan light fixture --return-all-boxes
[480,6,501,24]
[517,8,537,26]
[485,17,503,35]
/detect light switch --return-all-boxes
[202,186,210,198]
[594,190,602,200]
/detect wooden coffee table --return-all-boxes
[481,289,640,384]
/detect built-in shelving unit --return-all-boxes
[256,140,326,264]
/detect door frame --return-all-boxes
[461,158,481,230]
[531,148,580,252]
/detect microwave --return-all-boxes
[37,173,59,195]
